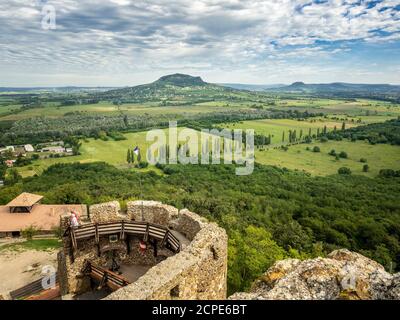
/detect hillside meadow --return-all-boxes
[16,124,400,178]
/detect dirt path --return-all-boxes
[0,249,58,298]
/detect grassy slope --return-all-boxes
[17,128,217,176]
[17,124,400,178]
[221,118,358,144]
[255,140,400,177]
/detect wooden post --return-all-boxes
[161,230,169,247]
[120,220,125,240]
[94,223,100,257]
[153,239,158,257]
[143,223,149,242]
[126,235,131,254]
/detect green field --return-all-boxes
[255,140,400,177]
[17,128,217,177]
[17,122,400,178]
[221,118,358,144]
[0,101,241,121]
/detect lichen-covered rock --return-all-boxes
[229,249,400,300]
[257,258,301,290]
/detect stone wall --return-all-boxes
[89,201,127,223]
[105,208,228,300]
[58,200,228,300]
[127,200,178,225]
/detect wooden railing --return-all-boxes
[82,260,130,291]
[10,274,60,300]
[68,221,181,253]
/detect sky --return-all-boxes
[0,0,399,87]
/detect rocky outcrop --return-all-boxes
[229,249,400,300]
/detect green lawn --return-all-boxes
[0,239,61,252]
[255,140,400,177]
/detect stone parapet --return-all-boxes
[127,200,178,225]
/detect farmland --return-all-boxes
[15,120,400,178]
[254,140,400,177]
[1,74,400,295]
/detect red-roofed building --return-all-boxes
[0,193,86,237]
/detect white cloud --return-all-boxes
[0,0,399,85]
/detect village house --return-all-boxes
[24,144,35,153]
[40,146,66,153]
[0,146,15,154]
[0,192,86,238]
[4,159,15,167]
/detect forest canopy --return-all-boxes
[1,161,399,294]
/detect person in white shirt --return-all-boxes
[70,212,79,228]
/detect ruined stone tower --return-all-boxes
[58,200,228,300]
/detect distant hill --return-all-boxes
[267,82,400,102]
[0,87,118,93]
[271,82,400,93]
[219,83,285,91]
[101,73,244,103]
[156,73,208,87]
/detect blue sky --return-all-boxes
[0,0,399,86]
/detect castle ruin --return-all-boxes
[58,200,228,300]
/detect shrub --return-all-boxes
[21,225,39,240]
[338,167,351,175]
[379,169,400,178]
[136,161,149,169]
[363,164,369,172]
[339,151,348,159]
[328,149,336,156]
[312,146,320,153]
[360,158,367,163]
[52,226,63,239]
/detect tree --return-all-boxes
[338,167,351,175]
[339,151,348,159]
[137,150,142,162]
[131,150,135,163]
[5,168,21,185]
[21,225,38,240]
[363,164,369,172]
[282,131,285,143]
[126,149,132,164]
[342,122,346,131]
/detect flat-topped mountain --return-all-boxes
[155,73,207,87]
[101,73,245,103]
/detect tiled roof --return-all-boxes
[6,193,44,207]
